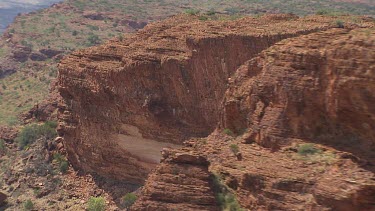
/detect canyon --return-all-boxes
[0,0,374,210]
[57,14,375,210]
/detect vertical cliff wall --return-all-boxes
[134,27,375,210]
[57,14,372,182]
[222,28,375,152]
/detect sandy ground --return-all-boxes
[117,124,181,164]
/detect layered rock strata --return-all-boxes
[57,14,373,181]
[222,28,375,157]
[134,27,375,210]
[132,149,219,211]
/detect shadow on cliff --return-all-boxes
[307,128,375,173]
[90,173,141,207]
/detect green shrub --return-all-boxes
[87,25,99,31]
[87,197,106,211]
[53,153,64,163]
[212,173,243,211]
[297,143,320,155]
[23,199,34,210]
[122,193,137,208]
[185,9,200,15]
[0,139,5,152]
[87,33,101,46]
[335,20,345,28]
[206,9,216,16]
[16,122,57,150]
[199,16,209,21]
[230,144,239,154]
[223,128,234,136]
[59,160,69,173]
[316,9,330,15]
[72,30,78,36]
[118,34,124,41]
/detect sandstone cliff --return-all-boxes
[57,14,374,210]
[57,14,372,182]
[133,27,375,211]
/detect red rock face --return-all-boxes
[58,14,365,182]
[58,13,375,210]
[222,28,375,155]
[132,149,219,211]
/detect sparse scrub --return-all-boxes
[185,9,200,15]
[212,173,243,211]
[316,9,330,15]
[54,153,69,173]
[335,20,345,28]
[297,143,320,155]
[199,16,209,21]
[87,197,106,211]
[59,160,69,173]
[87,33,101,46]
[23,199,34,210]
[206,9,216,16]
[223,128,234,136]
[16,121,57,149]
[87,25,99,31]
[295,143,337,164]
[230,144,239,154]
[0,139,5,153]
[122,193,137,208]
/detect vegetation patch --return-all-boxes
[53,153,69,174]
[87,197,106,211]
[0,139,5,153]
[185,9,200,15]
[16,121,57,150]
[295,143,337,164]
[297,143,320,155]
[212,173,243,211]
[121,193,137,208]
[223,128,234,137]
[230,144,240,155]
[23,199,34,210]
[335,20,345,28]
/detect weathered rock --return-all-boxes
[83,12,105,20]
[11,45,31,62]
[222,28,375,156]
[57,13,374,210]
[29,52,48,61]
[120,20,147,30]
[57,14,372,182]
[132,149,219,211]
[39,48,64,58]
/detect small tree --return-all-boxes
[23,199,34,210]
[87,33,101,46]
[122,193,137,208]
[59,160,69,173]
[223,128,234,136]
[87,197,106,211]
[335,20,345,28]
[297,143,320,155]
[230,144,239,154]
